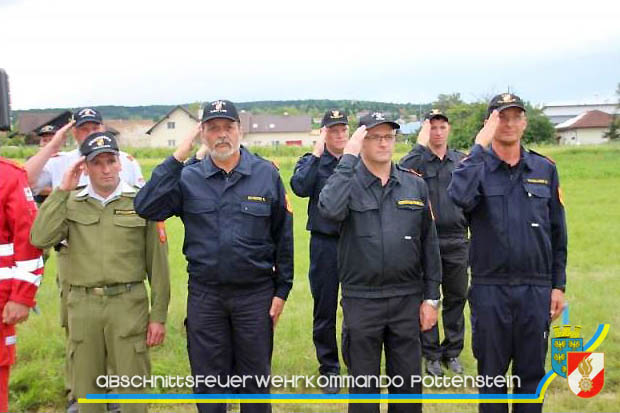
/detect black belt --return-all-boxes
[70,281,143,296]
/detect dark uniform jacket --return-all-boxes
[134,147,294,300]
[290,149,340,236]
[318,154,441,300]
[400,144,468,238]
[448,144,567,289]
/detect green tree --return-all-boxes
[433,93,464,112]
[522,104,556,144]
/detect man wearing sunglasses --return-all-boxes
[319,112,441,413]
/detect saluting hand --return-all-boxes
[48,120,75,152]
[173,123,202,163]
[195,144,210,161]
[59,157,85,191]
[419,301,438,331]
[312,127,327,157]
[417,120,431,147]
[475,110,500,148]
[146,322,166,347]
[269,297,286,329]
[343,125,367,157]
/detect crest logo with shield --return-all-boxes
[551,325,583,378]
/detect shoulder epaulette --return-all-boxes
[529,149,556,165]
[397,163,422,177]
[253,152,280,170]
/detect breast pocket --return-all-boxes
[349,202,379,237]
[481,184,505,229]
[523,183,551,225]
[238,201,272,241]
[395,201,424,238]
[183,198,217,229]
[112,215,147,255]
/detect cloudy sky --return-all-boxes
[2,0,619,109]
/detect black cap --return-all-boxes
[202,100,240,123]
[74,107,103,127]
[487,93,526,118]
[321,109,348,127]
[80,132,119,161]
[37,124,58,136]
[425,109,449,122]
[358,112,400,130]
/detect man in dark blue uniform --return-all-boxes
[319,113,442,413]
[134,100,294,413]
[448,93,567,413]
[400,110,469,377]
[290,109,349,391]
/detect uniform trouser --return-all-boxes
[0,319,15,413]
[58,276,73,400]
[67,283,150,413]
[341,295,423,413]
[421,237,469,361]
[469,284,551,413]
[308,233,340,375]
[186,283,273,413]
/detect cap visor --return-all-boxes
[428,115,449,122]
[367,120,400,130]
[323,120,349,127]
[498,104,526,112]
[75,118,102,127]
[85,148,118,161]
[202,115,239,123]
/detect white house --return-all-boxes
[542,98,619,125]
[555,110,613,145]
[146,106,199,148]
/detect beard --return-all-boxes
[209,137,240,161]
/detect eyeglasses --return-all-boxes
[365,134,396,142]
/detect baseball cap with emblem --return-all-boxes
[80,131,119,161]
[74,107,103,127]
[37,124,58,136]
[202,100,240,123]
[358,112,400,130]
[425,109,449,122]
[321,109,349,127]
[487,93,526,118]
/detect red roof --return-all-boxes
[556,110,613,131]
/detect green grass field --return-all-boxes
[9,143,620,412]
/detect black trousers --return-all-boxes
[309,233,340,375]
[186,283,273,413]
[469,284,551,413]
[421,237,469,361]
[342,295,423,413]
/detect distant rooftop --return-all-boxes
[542,97,618,108]
[555,110,613,130]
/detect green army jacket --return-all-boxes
[30,183,170,323]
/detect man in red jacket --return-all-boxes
[0,157,43,411]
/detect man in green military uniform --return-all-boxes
[31,131,170,413]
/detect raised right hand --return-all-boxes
[49,120,75,152]
[475,110,500,148]
[312,127,327,157]
[59,157,85,191]
[417,119,431,147]
[343,126,367,157]
[173,123,202,162]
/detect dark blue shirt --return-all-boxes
[134,147,294,299]
[290,149,340,236]
[448,144,567,289]
[318,154,442,299]
[400,144,468,238]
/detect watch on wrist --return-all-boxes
[424,299,440,309]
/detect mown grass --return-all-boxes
[8,143,620,412]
